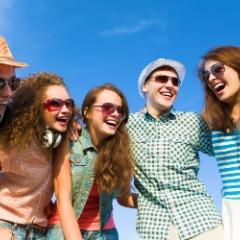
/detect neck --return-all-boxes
[88,127,102,149]
[231,101,240,123]
[145,104,170,119]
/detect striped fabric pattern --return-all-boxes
[212,130,240,199]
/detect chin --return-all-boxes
[52,124,68,133]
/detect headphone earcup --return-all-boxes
[41,129,62,148]
[52,133,62,148]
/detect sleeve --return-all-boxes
[196,115,214,156]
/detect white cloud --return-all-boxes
[0,0,15,32]
[100,19,165,36]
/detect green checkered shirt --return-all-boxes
[127,109,221,240]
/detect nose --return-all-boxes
[61,103,70,113]
[207,72,217,86]
[164,79,174,88]
[1,84,13,98]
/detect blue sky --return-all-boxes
[1,0,240,239]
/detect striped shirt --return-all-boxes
[212,130,240,199]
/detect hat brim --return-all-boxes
[0,59,28,68]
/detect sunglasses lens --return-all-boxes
[203,63,225,82]
[212,64,225,76]
[171,78,180,87]
[154,75,168,84]
[101,103,115,116]
[154,75,179,87]
[65,99,75,110]
[0,77,20,90]
[9,77,20,91]
[48,99,62,110]
[116,106,126,116]
[98,103,125,119]
[0,78,5,89]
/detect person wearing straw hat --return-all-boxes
[0,36,27,123]
[127,58,223,240]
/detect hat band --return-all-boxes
[0,56,16,61]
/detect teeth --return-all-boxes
[214,83,225,90]
[106,120,117,126]
[58,116,68,120]
[161,92,172,97]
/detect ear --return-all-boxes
[83,107,89,119]
[142,81,149,94]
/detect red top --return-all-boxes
[48,181,115,230]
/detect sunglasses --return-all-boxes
[44,98,75,111]
[92,102,126,119]
[202,63,225,82]
[150,75,180,87]
[0,76,20,91]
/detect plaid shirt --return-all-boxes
[127,109,221,240]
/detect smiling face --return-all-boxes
[0,64,16,115]
[143,69,179,118]
[84,89,125,147]
[204,59,240,106]
[42,85,73,133]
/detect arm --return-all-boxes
[117,193,137,208]
[197,115,214,156]
[53,139,83,240]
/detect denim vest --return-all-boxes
[46,129,115,240]
[70,128,114,228]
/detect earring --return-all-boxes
[41,129,62,148]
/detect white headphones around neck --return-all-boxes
[41,129,62,148]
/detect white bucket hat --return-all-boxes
[138,58,185,97]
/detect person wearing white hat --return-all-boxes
[127,58,223,240]
[0,36,27,123]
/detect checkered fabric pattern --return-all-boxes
[127,110,222,240]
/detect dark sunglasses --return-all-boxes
[92,102,126,119]
[202,63,225,82]
[150,75,180,87]
[44,98,75,111]
[0,76,20,91]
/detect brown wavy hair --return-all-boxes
[82,83,132,196]
[198,46,240,132]
[0,72,73,150]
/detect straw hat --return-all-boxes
[0,36,28,68]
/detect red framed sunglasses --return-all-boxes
[92,102,126,119]
[0,76,20,91]
[44,98,75,111]
[202,63,225,82]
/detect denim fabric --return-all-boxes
[46,225,64,240]
[81,228,119,240]
[70,128,115,228]
[0,220,46,240]
[46,226,118,240]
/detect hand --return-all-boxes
[0,228,16,240]
[68,120,82,141]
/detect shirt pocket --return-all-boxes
[70,153,88,166]
[167,134,194,169]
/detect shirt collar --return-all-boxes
[81,128,97,151]
[144,107,176,121]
